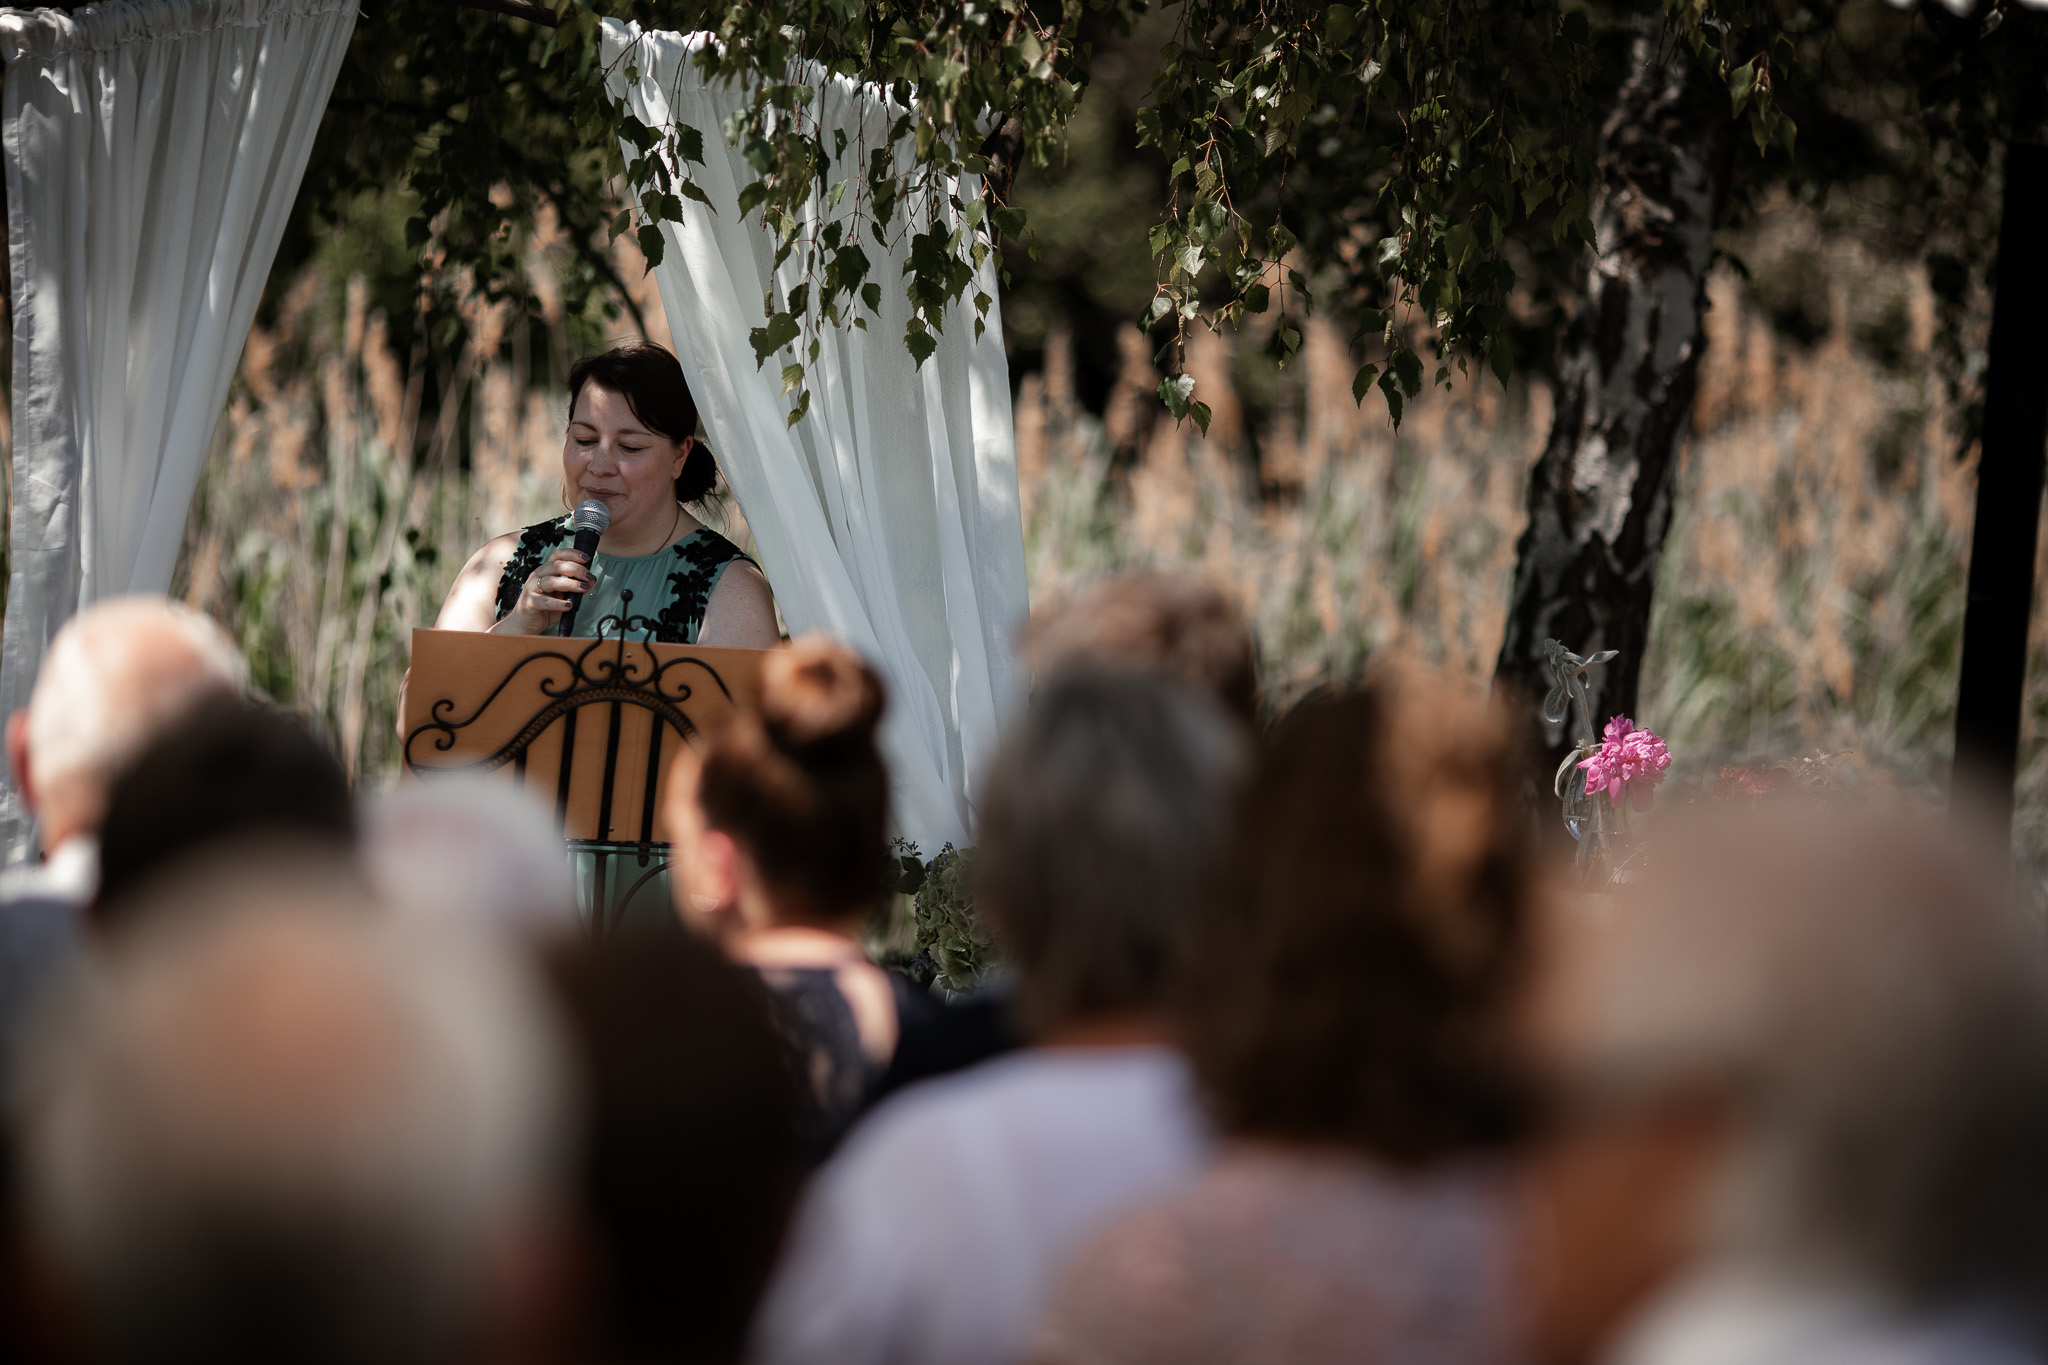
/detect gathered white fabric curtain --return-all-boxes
[602,21,1028,854]
[0,0,357,860]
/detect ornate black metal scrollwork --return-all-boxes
[403,591,736,779]
[402,591,742,937]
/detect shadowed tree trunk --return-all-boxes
[1493,19,1734,813]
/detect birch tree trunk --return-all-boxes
[1493,20,1733,807]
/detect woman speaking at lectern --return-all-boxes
[433,343,780,648]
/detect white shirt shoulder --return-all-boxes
[751,1046,1209,1365]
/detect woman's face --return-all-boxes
[563,383,689,536]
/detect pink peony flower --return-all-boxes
[1578,716,1672,812]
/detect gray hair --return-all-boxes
[1545,809,2048,1331]
[976,668,1247,1035]
[15,865,568,1365]
[362,777,579,939]
[25,596,246,828]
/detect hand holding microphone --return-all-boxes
[556,500,612,637]
[508,499,610,636]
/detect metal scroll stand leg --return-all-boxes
[1543,639,1620,888]
[563,589,680,938]
[569,841,676,939]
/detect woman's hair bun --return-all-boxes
[694,635,890,914]
[759,635,885,749]
[676,442,717,504]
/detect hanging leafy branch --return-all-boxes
[528,0,1132,425]
[292,0,2046,446]
[315,0,1796,430]
[1135,0,1798,429]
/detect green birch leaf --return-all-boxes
[1352,363,1380,405]
[636,224,664,266]
[1159,371,1197,419]
[749,311,801,365]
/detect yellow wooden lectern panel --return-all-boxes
[401,628,768,844]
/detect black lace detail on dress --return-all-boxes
[653,529,750,643]
[758,966,882,1158]
[493,517,572,621]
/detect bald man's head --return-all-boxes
[10,597,246,849]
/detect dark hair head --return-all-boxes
[567,343,717,503]
[693,636,889,919]
[976,669,1247,1036]
[1182,673,1536,1164]
[93,699,356,927]
[543,927,804,1365]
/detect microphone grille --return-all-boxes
[572,499,612,534]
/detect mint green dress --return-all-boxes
[491,515,753,641]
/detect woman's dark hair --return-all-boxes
[694,637,889,918]
[568,342,717,503]
[544,927,805,1365]
[93,698,357,926]
[1181,674,1536,1164]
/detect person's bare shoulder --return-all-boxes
[700,559,781,648]
[435,531,523,632]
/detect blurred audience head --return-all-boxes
[1184,671,1535,1161]
[664,635,888,939]
[1525,809,2048,1363]
[544,928,805,1364]
[7,596,245,853]
[363,778,577,940]
[93,699,356,925]
[975,668,1246,1038]
[1023,572,1258,727]
[15,870,568,1365]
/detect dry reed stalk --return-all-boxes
[1013,372,1047,521]
[610,227,674,352]
[336,338,429,779]
[309,349,356,711]
[1101,328,1156,460]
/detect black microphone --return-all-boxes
[558,499,612,637]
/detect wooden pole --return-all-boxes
[1952,142,2048,855]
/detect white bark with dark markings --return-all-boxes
[1494,20,1733,801]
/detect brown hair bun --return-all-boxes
[696,637,890,917]
[759,636,885,750]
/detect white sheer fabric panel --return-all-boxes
[601,21,1028,853]
[0,0,358,861]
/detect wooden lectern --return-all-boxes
[401,622,767,932]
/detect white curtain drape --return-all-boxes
[602,21,1028,854]
[0,0,358,861]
